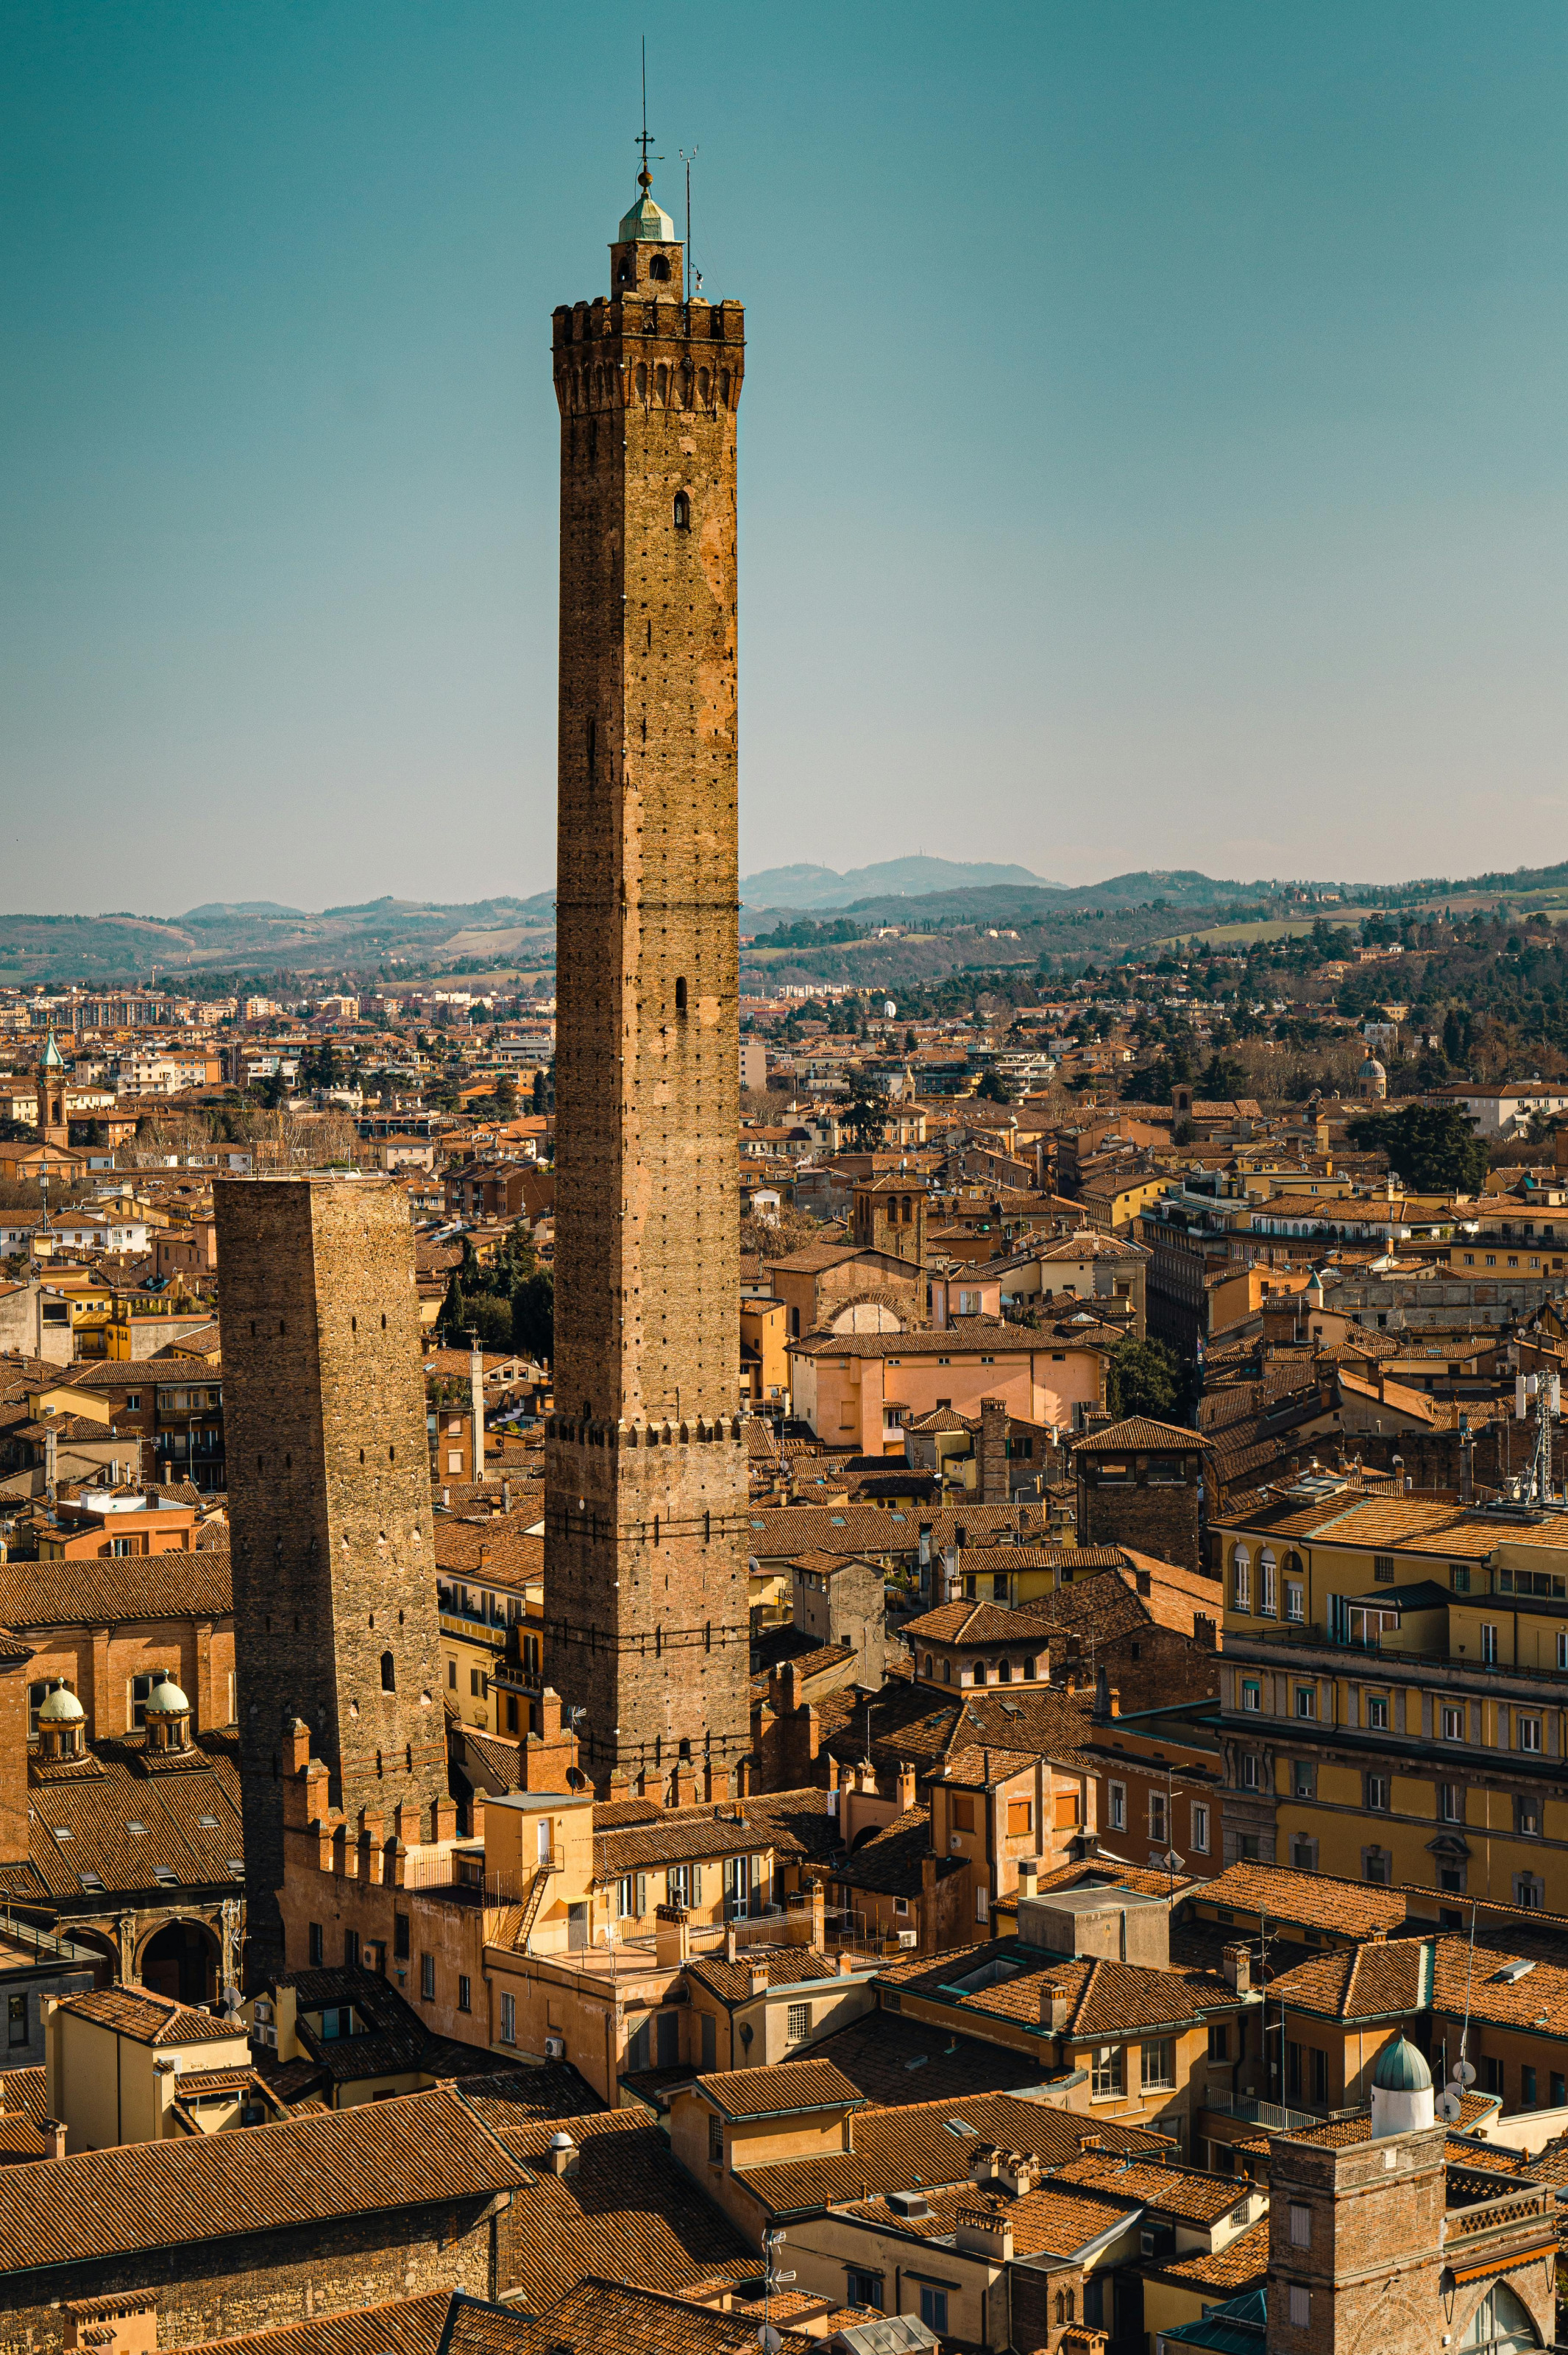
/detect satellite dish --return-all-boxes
[1438,2090,1463,2121]
[1452,2060,1477,2087]
[758,2331,782,2352]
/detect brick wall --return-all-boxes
[1076,1462,1202,1574]
[213,1179,449,1976]
[544,213,750,1793]
[0,2200,503,2352]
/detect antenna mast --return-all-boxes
[680,147,700,292]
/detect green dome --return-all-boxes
[1372,2033,1430,2093]
[618,188,675,244]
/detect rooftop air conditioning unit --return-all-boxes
[897,1930,918,1948]
[544,2035,566,2061]
[252,2022,277,2048]
[949,1836,962,1853]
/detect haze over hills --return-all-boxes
[739,856,1061,910]
[1,854,1567,988]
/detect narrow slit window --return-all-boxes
[675,977,688,1013]
[380,1651,396,1693]
[673,490,691,531]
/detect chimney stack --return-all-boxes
[1222,1943,1252,1995]
[40,2118,66,2161]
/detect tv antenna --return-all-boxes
[679,147,701,291]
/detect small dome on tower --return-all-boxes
[38,1682,84,1724]
[618,188,675,244]
[144,1673,191,1717]
[1372,2033,1431,2093]
[1359,1052,1386,1079]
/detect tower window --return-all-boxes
[650,253,670,282]
[675,977,688,1013]
[673,491,691,531]
[380,1651,396,1693]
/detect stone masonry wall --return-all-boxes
[213,1179,449,1974]
[0,2200,502,2355]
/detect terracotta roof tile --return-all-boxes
[1072,1417,1204,1452]
[0,2087,520,2274]
[695,2058,864,2120]
[901,1600,1047,1648]
[455,2108,756,2311]
[1146,2215,1270,2292]
[180,2290,458,2355]
[0,1548,232,1629]
[731,2087,1168,2215]
[55,1985,244,2048]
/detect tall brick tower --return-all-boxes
[213,1178,448,1974]
[544,166,750,1800]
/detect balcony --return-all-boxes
[1226,1623,1568,1692]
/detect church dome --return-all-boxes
[1359,1052,1386,1078]
[144,1673,191,1717]
[618,188,675,244]
[38,1682,84,1724]
[1372,2033,1431,2093]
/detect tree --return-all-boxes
[976,1068,1014,1104]
[1106,1334,1185,1422]
[1345,1102,1489,1194]
[1198,1052,1248,1101]
[511,1268,554,1361]
[842,1080,886,1152]
[495,1076,519,1117]
[455,1293,513,1348]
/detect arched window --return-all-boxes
[380,1651,395,1693]
[1259,1548,1278,1618]
[998,1658,1013,1684]
[649,253,670,281]
[942,1658,952,1684]
[1459,2280,1542,2352]
[673,490,691,531]
[1232,1547,1251,1612]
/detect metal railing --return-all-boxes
[1202,2091,1362,2133]
[1227,1626,1568,1688]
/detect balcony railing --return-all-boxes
[1226,1625,1568,1688]
[1202,2090,1363,2133]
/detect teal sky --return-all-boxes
[3,1,1564,914]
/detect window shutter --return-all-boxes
[636,1873,648,1916]
[692,1864,703,1903]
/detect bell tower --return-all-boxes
[544,167,751,1799]
[35,1033,68,1150]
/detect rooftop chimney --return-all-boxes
[40,2118,66,2161]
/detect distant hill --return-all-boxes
[739,857,1060,910]
[0,895,558,988]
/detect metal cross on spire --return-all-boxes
[636,37,660,189]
